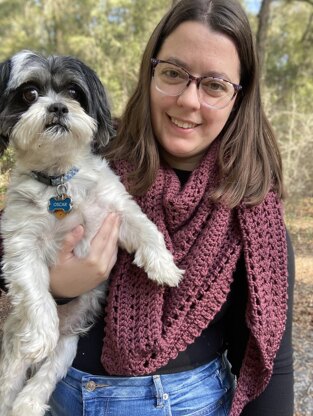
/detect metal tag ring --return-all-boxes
[57,184,68,198]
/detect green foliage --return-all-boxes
[0,148,15,175]
[89,0,171,114]
[0,0,171,114]
[265,2,313,112]
[261,1,313,197]
[0,0,312,198]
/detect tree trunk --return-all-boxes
[172,0,180,6]
[256,0,273,71]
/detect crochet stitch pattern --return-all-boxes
[102,141,288,416]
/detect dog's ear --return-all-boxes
[0,58,12,155]
[80,64,115,155]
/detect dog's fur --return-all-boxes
[0,50,183,416]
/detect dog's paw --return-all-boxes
[134,247,184,287]
[149,261,184,287]
[19,321,59,362]
[10,399,49,416]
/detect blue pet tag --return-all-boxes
[48,184,73,219]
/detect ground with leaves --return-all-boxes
[286,198,313,416]
[0,197,312,415]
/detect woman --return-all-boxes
[48,0,294,414]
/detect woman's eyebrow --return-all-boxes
[161,56,191,70]
[160,56,231,80]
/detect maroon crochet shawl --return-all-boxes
[102,142,288,416]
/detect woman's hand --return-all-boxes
[50,213,121,298]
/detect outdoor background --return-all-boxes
[0,0,312,414]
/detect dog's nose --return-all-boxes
[48,103,69,116]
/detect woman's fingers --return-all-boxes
[86,213,121,278]
[90,213,121,258]
[57,225,85,262]
[50,214,121,298]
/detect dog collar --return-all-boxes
[31,167,79,220]
[31,167,79,186]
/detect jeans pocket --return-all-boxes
[169,362,234,416]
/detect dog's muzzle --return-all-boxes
[45,102,70,132]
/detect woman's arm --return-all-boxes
[241,230,295,415]
[226,230,295,415]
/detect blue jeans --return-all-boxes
[46,355,235,415]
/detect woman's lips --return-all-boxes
[169,116,200,129]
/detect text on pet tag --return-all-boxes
[48,194,73,219]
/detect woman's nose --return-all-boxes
[176,82,201,110]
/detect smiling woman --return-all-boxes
[149,21,241,170]
[17,1,294,416]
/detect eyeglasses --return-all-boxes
[151,58,242,110]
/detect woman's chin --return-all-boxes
[160,146,206,170]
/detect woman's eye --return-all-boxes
[162,68,186,80]
[164,70,180,78]
[22,88,39,103]
[202,79,229,96]
[207,81,224,91]
[159,66,187,84]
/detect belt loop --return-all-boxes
[152,375,169,408]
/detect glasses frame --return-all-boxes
[151,58,242,109]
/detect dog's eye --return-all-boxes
[23,88,39,104]
[67,87,79,100]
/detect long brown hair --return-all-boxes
[105,0,284,207]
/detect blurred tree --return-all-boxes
[90,0,171,114]
[0,1,40,57]
[256,0,273,69]
[0,0,99,58]
[262,0,313,196]
[0,0,312,197]
[264,1,313,110]
[35,0,97,55]
[0,0,172,114]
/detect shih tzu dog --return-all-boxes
[0,50,183,416]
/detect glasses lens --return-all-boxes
[153,62,188,96]
[199,78,235,109]
[152,61,238,109]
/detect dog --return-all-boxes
[0,50,183,416]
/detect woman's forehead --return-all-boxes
[157,21,240,83]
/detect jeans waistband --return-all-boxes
[66,355,226,391]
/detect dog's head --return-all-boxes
[0,50,114,162]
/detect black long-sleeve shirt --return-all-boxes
[68,233,294,416]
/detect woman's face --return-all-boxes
[150,21,241,170]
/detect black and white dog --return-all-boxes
[0,50,183,416]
